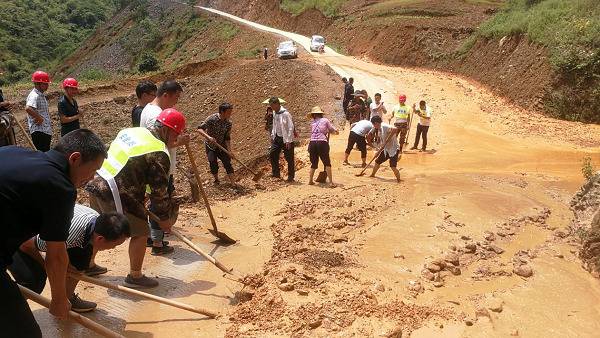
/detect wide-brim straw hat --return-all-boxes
[307,106,326,118]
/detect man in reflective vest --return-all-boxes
[390,94,412,152]
[85,109,186,288]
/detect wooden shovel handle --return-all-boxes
[184,143,218,230]
[197,129,258,175]
[12,115,36,150]
[18,284,124,338]
[358,130,396,176]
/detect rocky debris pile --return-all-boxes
[571,174,600,274]
[226,186,456,336]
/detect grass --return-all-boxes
[217,22,239,40]
[236,48,261,59]
[280,0,347,18]
[582,156,596,180]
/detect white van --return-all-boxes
[310,35,325,52]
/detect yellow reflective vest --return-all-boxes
[392,104,411,122]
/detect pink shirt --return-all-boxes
[310,117,335,142]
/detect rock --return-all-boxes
[407,280,423,293]
[309,319,322,329]
[510,329,519,336]
[447,265,462,276]
[486,297,504,313]
[113,96,127,104]
[421,269,435,281]
[497,230,507,237]
[475,307,490,318]
[488,245,505,254]
[394,252,405,259]
[333,236,348,243]
[484,232,496,241]
[555,253,564,259]
[278,282,294,291]
[433,280,444,288]
[431,258,447,268]
[296,289,309,296]
[464,317,476,326]
[444,252,460,266]
[426,263,442,273]
[554,229,569,238]
[373,282,386,292]
[460,235,472,241]
[513,264,533,278]
[384,325,403,338]
[464,243,477,253]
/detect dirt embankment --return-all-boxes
[572,174,600,274]
[203,0,561,117]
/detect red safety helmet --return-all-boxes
[157,108,186,135]
[31,71,51,84]
[62,78,79,89]
[398,94,407,103]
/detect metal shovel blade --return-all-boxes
[208,229,237,244]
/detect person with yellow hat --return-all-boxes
[307,106,338,186]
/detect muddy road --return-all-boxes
[30,6,600,338]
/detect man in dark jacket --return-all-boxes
[343,77,354,119]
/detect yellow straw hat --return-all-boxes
[307,106,326,118]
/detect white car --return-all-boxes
[310,35,325,52]
[277,41,298,59]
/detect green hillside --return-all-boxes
[0,0,120,85]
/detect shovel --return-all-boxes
[355,131,395,177]
[185,143,236,244]
[12,114,37,150]
[315,170,328,183]
[197,129,264,182]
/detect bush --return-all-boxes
[582,156,596,181]
[280,0,347,17]
[137,51,160,73]
[79,68,110,81]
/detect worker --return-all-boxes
[307,106,339,186]
[86,109,184,288]
[362,90,372,120]
[390,94,412,152]
[344,115,380,167]
[343,77,354,119]
[269,97,296,182]
[348,90,367,124]
[57,78,82,137]
[368,120,401,183]
[25,71,52,151]
[0,87,15,147]
[369,93,387,119]
[263,47,268,60]
[131,80,157,127]
[198,103,235,185]
[0,129,107,337]
[139,80,186,255]
[410,100,432,152]
[9,204,130,313]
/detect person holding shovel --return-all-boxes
[198,102,235,185]
[8,204,130,313]
[57,78,82,137]
[344,115,380,167]
[368,121,402,183]
[86,109,184,288]
[0,129,107,337]
[391,94,412,153]
[307,106,338,186]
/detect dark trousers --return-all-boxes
[1,260,43,338]
[149,175,175,243]
[206,146,234,176]
[31,131,51,152]
[345,131,367,158]
[343,98,350,116]
[414,124,429,150]
[270,136,295,180]
[394,122,408,152]
[308,141,331,169]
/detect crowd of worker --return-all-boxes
[0,69,433,335]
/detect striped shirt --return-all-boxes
[26,88,52,135]
[35,204,98,251]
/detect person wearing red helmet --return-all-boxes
[139,80,189,255]
[25,71,52,151]
[85,109,185,288]
[58,78,82,137]
[390,94,412,153]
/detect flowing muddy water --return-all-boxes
[30,6,600,337]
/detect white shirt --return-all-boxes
[375,123,399,157]
[416,105,432,126]
[351,120,374,136]
[26,88,52,135]
[140,104,177,175]
[369,101,386,118]
[271,107,295,144]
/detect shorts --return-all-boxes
[89,194,149,237]
[308,141,331,169]
[375,151,399,167]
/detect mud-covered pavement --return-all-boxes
[30,7,600,338]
